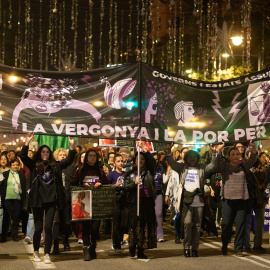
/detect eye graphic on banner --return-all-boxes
[12,74,102,129]
[103,78,137,110]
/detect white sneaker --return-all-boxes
[33,251,41,262]
[122,240,129,246]
[158,238,165,243]
[44,253,51,264]
[78,239,83,244]
[24,236,33,244]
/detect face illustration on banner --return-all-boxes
[103,77,137,110]
[248,81,270,126]
[12,74,102,129]
[174,101,195,126]
[145,88,157,123]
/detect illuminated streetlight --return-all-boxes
[222,52,230,58]
[231,36,243,46]
[168,130,175,137]
[54,119,63,124]
[9,75,19,83]
[93,143,98,147]
[93,101,104,107]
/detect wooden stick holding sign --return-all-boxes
[135,140,150,216]
[269,196,270,246]
[136,140,141,217]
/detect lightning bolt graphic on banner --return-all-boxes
[212,91,226,121]
[227,92,242,128]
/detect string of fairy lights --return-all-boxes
[0,0,267,78]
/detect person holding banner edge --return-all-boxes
[20,133,76,264]
[166,142,221,257]
[217,140,257,257]
[124,141,157,259]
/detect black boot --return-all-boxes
[137,247,147,259]
[184,249,190,257]
[51,240,60,255]
[0,234,7,243]
[175,234,181,244]
[63,238,71,251]
[192,250,199,257]
[129,246,136,257]
[12,235,19,242]
[83,246,91,261]
[89,245,97,260]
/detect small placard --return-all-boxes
[71,185,115,220]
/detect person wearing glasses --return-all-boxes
[72,149,107,261]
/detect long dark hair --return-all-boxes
[79,149,104,185]
[124,151,153,180]
[33,145,54,174]
[74,151,86,169]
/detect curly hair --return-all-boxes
[183,150,200,163]
[53,148,68,161]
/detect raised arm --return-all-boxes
[166,143,185,174]
[58,137,76,170]
[204,143,221,174]
[19,133,35,170]
[243,141,257,171]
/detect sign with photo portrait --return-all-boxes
[71,185,115,220]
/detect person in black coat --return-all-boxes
[124,142,157,259]
[19,133,76,264]
[0,158,26,242]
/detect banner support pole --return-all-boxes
[137,146,140,217]
[137,61,143,217]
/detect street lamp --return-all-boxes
[231,36,243,46]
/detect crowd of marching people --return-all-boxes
[0,135,269,264]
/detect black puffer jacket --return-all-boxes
[20,145,76,209]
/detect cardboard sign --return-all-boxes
[71,185,115,220]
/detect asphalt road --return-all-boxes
[1,219,270,270]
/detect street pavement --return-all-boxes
[1,219,270,270]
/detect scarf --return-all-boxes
[9,170,21,197]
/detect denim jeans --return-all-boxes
[0,208,3,234]
[26,213,34,240]
[222,199,247,252]
[174,212,181,236]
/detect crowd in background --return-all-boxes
[0,138,269,263]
